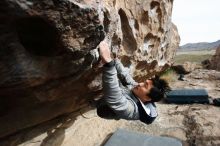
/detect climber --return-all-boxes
[96,41,171,124]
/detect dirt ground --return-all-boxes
[0,69,220,146]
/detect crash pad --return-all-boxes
[165,89,209,104]
[104,129,182,146]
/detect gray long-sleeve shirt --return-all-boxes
[102,59,140,120]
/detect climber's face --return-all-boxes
[132,79,153,102]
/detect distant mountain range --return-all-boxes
[178,40,220,51]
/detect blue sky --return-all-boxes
[172,0,220,45]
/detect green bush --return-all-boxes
[160,68,178,82]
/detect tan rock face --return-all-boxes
[111,0,180,81]
[210,46,220,71]
[0,0,179,137]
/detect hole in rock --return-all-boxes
[118,9,137,53]
[15,16,61,56]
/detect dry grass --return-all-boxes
[174,50,215,64]
[161,50,215,84]
[174,54,213,64]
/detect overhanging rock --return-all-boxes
[0,0,180,138]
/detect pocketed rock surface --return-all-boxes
[0,0,179,138]
[1,68,220,146]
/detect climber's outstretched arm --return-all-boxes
[99,41,138,119]
[114,59,137,86]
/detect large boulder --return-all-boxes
[0,0,180,138]
[172,61,201,74]
[210,46,220,71]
